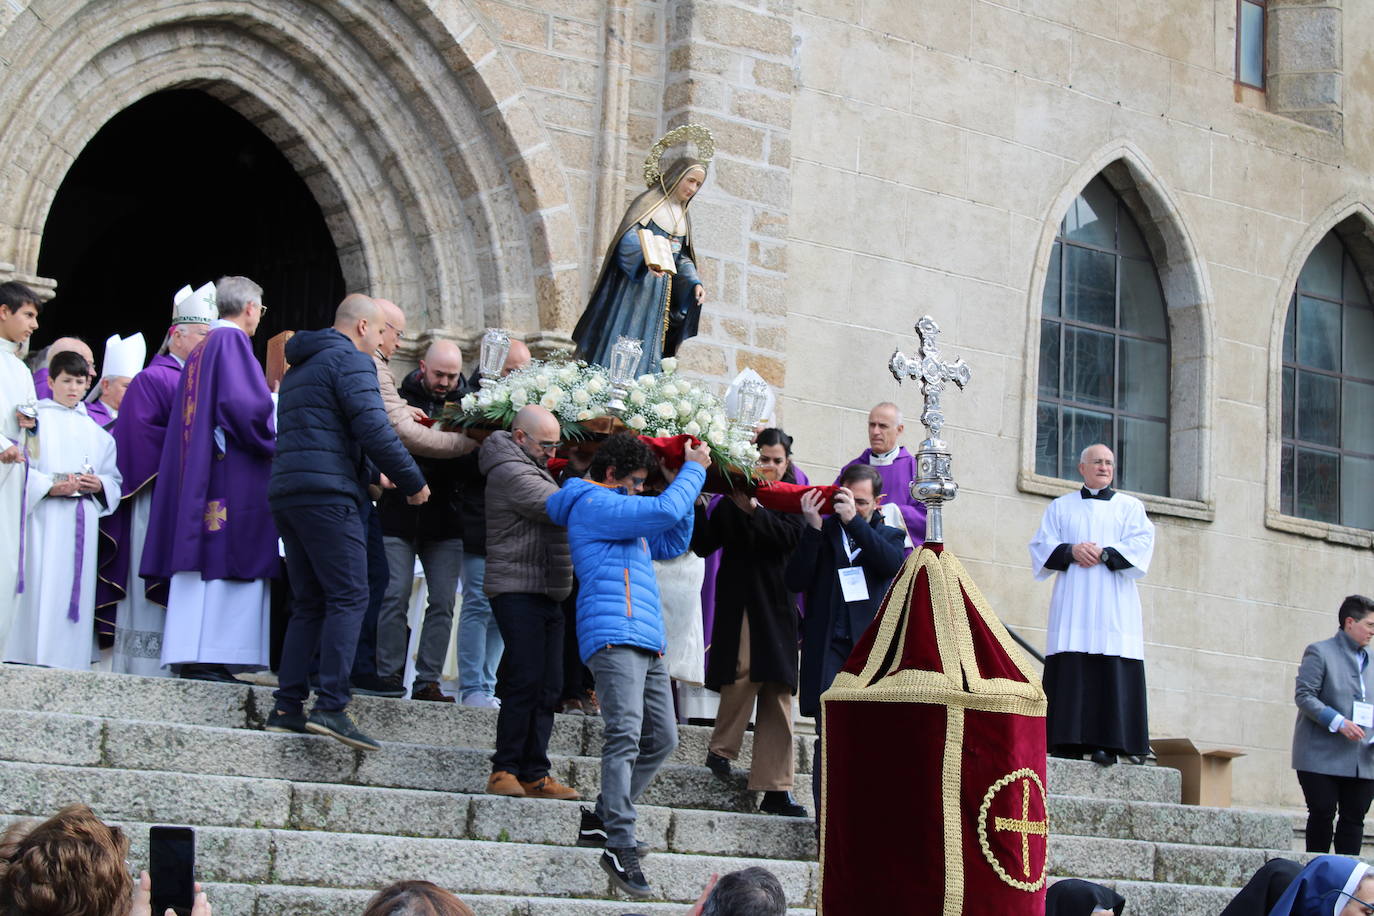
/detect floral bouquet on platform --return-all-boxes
[438,356,760,473]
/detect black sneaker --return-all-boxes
[576,808,649,857]
[351,674,406,698]
[305,708,382,751]
[600,845,651,899]
[265,707,307,734]
[705,751,734,784]
[759,790,808,817]
[179,663,245,684]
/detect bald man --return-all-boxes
[478,405,577,798]
[454,336,532,707]
[374,333,477,701]
[267,294,429,750]
[33,335,95,399]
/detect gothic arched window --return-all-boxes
[1281,231,1374,529]
[1036,176,1170,495]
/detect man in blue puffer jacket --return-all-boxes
[266,294,429,752]
[545,432,710,899]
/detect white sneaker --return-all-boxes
[462,694,501,709]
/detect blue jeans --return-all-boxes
[273,503,368,713]
[350,505,387,678]
[458,552,503,698]
[586,645,679,847]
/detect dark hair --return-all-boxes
[1339,595,1374,628]
[700,866,787,916]
[588,432,655,482]
[755,427,797,484]
[361,880,475,916]
[47,350,91,382]
[838,463,883,497]
[0,804,132,916]
[0,281,39,315]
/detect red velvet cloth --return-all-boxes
[753,481,839,514]
[821,545,1047,916]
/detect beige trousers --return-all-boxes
[708,614,796,791]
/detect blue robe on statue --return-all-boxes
[573,157,707,376]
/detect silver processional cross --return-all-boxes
[888,315,971,545]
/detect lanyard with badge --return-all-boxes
[837,528,869,603]
[1354,650,1373,729]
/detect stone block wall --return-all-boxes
[781,0,1374,806]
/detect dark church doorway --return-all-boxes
[35,88,346,365]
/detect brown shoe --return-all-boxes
[411,682,455,703]
[520,775,581,800]
[487,770,526,796]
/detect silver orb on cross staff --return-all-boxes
[888,315,971,545]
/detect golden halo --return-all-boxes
[643,124,715,188]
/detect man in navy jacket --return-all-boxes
[785,463,904,815]
[266,294,429,751]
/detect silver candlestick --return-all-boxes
[478,328,512,389]
[606,336,644,416]
[888,315,971,545]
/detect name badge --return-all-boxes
[838,567,869,603]
[1354,701,1373,729]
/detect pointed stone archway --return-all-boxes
[0,0,583,357]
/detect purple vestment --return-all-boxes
[836,447,926,555]
[32,367,49,399]
[140,326,278,599]
[86,398,113,430]
[95,353,183,623]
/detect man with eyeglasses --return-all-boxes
[477,404,579,800]
[142,275,278,683]
[370,313,477,702]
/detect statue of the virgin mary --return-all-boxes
[573,125,713,376]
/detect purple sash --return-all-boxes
[68,494,85,622]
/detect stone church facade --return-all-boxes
[0,0,1370,808]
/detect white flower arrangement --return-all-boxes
[441,356,759,469]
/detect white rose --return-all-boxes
[576,409,595,421]
[653,428,674,438]
[676,399,694,418]
[653,402,676,420]
[627,414,648,431]
[637,374,657,387]
[572,388,591,405]
[477,390,494,408]
[684,420,702,436]
[694,409,712,426]
[659,383,679,398]
[586,376,606,394]
[509,388,528,408]
[460,394,477,412]
[661,357,678,373]
[728,440,750,460]
[540,391,562,410]
[711,412,728,429]
[629,390,647,407]
[707,426,727,446]
[545,385,564,400]
[558,364,578,383]
[535,372,552,388]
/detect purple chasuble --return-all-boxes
[96,354,183,627]
[86,398,113,430]
[836,447,926,555]
[32,366,50,400]
[140,326,278,600]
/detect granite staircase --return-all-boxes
[0,663,1292,915]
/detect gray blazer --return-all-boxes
[1293,631,1374,778]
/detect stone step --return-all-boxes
[0,753,1278,863]
[0,815,819,907]
[0,663,1183,804]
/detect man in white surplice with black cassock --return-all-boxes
[1029,442,1155,766]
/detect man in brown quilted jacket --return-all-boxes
[478,404,578,799]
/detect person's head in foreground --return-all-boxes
[700,866,786,916]
[588,432,655,495]
[1045,877,1126,915]
[1265,856,1374,916]
[361,880,475,916]
[0,803,132,916]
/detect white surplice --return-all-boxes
[110,489,170,676]
[0,338,36,642]
[1028,490,1155,660]
[4,400,121,670]
[160,572,270,668]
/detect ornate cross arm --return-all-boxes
[887,315,972,545]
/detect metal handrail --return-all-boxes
[1005,624,1046,665]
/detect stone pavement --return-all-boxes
[0,663,1299,914]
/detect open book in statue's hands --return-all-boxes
[637,228,677,275]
